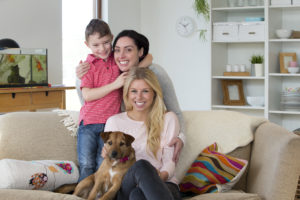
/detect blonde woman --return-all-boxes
[104,67,181,200]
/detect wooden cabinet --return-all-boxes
[210,0,300,131]
[0,86,75,112]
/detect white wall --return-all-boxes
[107,0,211,110]
[0,0,62,85]
[105,0,141,35]
[0,0,211,111]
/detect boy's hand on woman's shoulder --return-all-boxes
[113,72,128,89]
[76,60,90,79]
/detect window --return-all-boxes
[62,0,94,110]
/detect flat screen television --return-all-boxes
[0,48,48,88]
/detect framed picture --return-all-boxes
[221,80,246,105]
[279,52,297,73]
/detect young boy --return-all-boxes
[77,19,151,182]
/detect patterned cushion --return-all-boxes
[0,159,79,191]
[179,143,248,195]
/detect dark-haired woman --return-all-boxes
[76,30,185,162]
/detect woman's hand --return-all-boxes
[76,61,90,79]
[101,145,107,158]
[168,137,183,163]
[157,170,168,181]
[138,53,153,68]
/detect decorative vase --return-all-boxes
[253,64,264,76]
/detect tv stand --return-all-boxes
[0,86,75,112]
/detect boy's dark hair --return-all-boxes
[112,30,149,62]
[85,19,112,41]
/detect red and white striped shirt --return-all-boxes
[79,53,121,125]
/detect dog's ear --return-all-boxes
[124,134,135,146]
[101,132,112,143]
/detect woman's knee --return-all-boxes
[128,159,157,179]
[129,188,146,200]
[134,159,154,170]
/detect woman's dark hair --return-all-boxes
[112,30,149,61]
[0,38,20,49]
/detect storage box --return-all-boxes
[213,22,238,42]
[293,0,300,5]
[271,0,291,5]
[239,22,265,41]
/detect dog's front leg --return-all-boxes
[87,180,103,200]
[74,176,94,199]
[99,182,121,200]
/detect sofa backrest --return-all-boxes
[175,110,267,189]
[0,112,77,164]
[227,143,252,191]
[0,110,266,191]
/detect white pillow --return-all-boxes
[0,159,79,191]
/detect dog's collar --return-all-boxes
[119,156,129,163]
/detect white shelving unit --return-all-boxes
[210,0,300,131]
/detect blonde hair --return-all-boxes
[123,67,166,158]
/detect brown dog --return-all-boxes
[55,131,135,200]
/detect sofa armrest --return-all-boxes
[247,122,300,200]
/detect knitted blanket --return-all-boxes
[53,109,79,137]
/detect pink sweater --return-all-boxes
[104,112,180,184]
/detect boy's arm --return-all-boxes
[77,61,90,79]
[138,54,153,68]
[82,72,128,102]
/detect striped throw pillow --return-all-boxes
[179,143,248,195]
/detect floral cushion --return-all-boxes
[0,159,78,191]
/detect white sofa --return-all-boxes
[0,110,299,200]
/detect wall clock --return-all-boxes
[175,16,195,37]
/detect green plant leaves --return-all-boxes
[193,0,210,22]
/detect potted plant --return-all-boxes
[250,55,264,76]
[193,0,209,40]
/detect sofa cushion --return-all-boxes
[184,191,261,200]
[179,143,248,195]
[0,112,77,164]
[0,189,84,200]
[0,159,79,191]
[175,110,267,182]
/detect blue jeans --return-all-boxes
[116,160,181,200]
[77,121,105,182]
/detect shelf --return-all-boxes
[212,76,264,80]
[212,6,264,11]
[269,5,300,9]
[212,40,264,44]
[269,110,300,115]
[269,39,300,42]
[211,0,300,131]
[212,105,264,110]
[269,73,300,77]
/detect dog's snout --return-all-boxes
[111,151,118,158]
